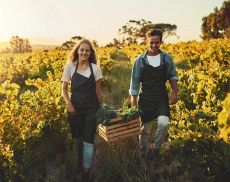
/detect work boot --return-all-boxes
[73,138,83,177]
[146,148,160,164]
[83,170,90,182]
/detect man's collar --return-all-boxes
[140,49,163,59]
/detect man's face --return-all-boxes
[148,35,162,55]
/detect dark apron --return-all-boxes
[138,57,170,123]
[68,62,99,143]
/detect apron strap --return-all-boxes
[89,63,95,81]
[74,61,95,81]
[75,60,79,72]
[75,61,95,81]
[161,56,166,67]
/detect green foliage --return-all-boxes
[59,36,83,50]
[9,36,32,53]
[98,105,141,125]
[119,19,177,45]
[102,60,131,107]
[218,93,230,143]
[0,39,229,181]
[119,106,141,122]
[60,36,99,50]
[201,0,230,39]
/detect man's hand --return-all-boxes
[169,92,178,105]
[169,80,178,105]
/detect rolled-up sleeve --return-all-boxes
[129,57,142,95]
[166,55,178,81]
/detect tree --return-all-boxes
[118,19,178,45]
[201,0,230,39]
[60,36,99,50]
[105,38,123,48]
[60,36,83,50]
[10,36,32,53]
[92,40,99,48]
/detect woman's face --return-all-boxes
[147,35,162,55]
[78,43,91,62]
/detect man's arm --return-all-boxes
[129,57,142,107]
[164,54,178,105]
[169,80,178,105]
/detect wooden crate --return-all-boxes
[98,117,141,142]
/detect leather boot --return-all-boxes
[82,170,90,182]
[73,138,83,172]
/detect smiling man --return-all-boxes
[129,28,178,162]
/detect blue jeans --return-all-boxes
[139,115,169,155]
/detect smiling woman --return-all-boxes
[61,38,103,181]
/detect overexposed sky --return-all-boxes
[0,0,225,45]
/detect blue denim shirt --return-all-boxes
[129,50,178,96]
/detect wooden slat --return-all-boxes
[98,130,108,141]
[106,131,140,142]
[99,129,139,142]
[98,122,140,133]
[98,120,140,134]
[104,119,140,130]
[106,126,140,138]
[98,126,107,136]
[98,125,106,134]
[106,122,140,134]
[109,116,123,123]
[97,118,141,143]
[106,120,140,130]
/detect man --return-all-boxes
[129,29,178,160]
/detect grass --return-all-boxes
[103,60,132,108]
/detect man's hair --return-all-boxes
[146,29,163,41]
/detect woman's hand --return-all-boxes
[67,103,76,115]
[131,95,138,107]
[62,81,76,115]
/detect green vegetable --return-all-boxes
[98,104,141,125]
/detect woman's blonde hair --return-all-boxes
[69,39,97,64]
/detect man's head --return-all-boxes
[146,29,162,55]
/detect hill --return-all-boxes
[0,42,59,52]
[32,44,60,51]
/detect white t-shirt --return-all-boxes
[61,62,103,82]
[147,54,161,67]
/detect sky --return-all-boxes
[0,0,226,46]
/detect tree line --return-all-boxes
[4,0,230,53]
[201,0,230,39]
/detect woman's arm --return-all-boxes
[62,81,76,114]
[96,78,103,104]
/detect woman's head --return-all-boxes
[69,39,97,64]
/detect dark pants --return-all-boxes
[68,111,97,143]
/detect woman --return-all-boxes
[61,39,103,181]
